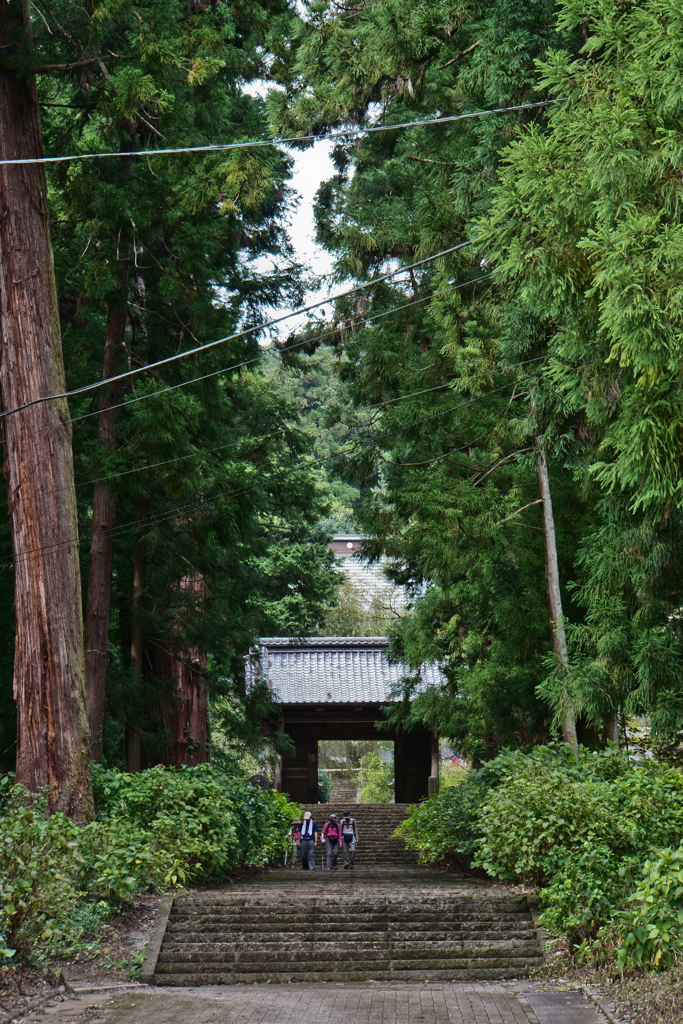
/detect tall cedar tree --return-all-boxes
[0,0,92,818]
[0,0,339,778]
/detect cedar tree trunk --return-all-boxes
[0,1,92,818]
[157,574,208,768]
[85,270,129,762]
[534,436,578,751]
[126,505,148,772]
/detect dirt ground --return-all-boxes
[576,966,683,1024]
[0,894,160,1018]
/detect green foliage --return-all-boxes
[318,765,333,804]
[264,0,597,756]
[0,0,339,770]
[476,0,683,739]
[92,763,298,877]
[357,752,393,803]
[398,744,683,963]
[618,848,683,971]
[395,759,503,867]
[0,766,296,961]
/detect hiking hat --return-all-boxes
[291,817,301,824]
[303,810,312,820]
[343,810,350,817]
[329,813,337,820]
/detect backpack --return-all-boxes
[341,817,355,841]
[323,822,340,842]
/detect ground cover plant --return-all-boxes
[0,766,296,963]
[396,745,683,967]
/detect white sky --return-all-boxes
[286,141,336,281]
[243,80,338,339]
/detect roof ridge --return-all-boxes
[258,636,391,647]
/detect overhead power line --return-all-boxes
[0,242,474,422]
[1,271,492,451]
[1,272,495,498]
[3,367,542,567]
[0,100,561,167]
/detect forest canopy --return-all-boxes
[1,0,683,809]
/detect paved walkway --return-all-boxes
[17,983,611,1024]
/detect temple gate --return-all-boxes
[252,636,442,804]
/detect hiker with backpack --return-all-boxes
[321,813,342,870]
[298,810,318,870]
[341,809,358,869]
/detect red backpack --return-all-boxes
[323,821,341,842]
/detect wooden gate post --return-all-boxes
[307,736,319,804]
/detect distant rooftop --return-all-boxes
[329,534,404,612]
[248,636,444,705]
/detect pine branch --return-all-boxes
[497,499,543,526]
[437,40,482,71]
[35,54,130,73]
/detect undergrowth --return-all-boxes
[0,765,297,964]
[396,744,683,969]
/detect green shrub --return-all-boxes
[540,841,640,948]
[0,764,298,961]
[472,746,683,948]
[397,743,683,962]
[92,763,297,878]
[358,752,393,804]
[318,766,332,804]
[616,847,683,970]
[0,793,81,959]
[473,746,622,885]
[394,758,505,867]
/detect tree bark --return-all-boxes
[155,574,208,768]
[84,268,129,762]
[605,713,619,746]
[126,504,148,772]
[0,1,92,819]
[534,436,578,750]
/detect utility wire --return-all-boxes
[0,101,561,167]
[0,272,491,451]
[0,282,461,502]
[0,242,473,422]
[3,369,541,566]
[1,273,496,507]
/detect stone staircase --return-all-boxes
[303,803,417,865]
[150,868,544,985]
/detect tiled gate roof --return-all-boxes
[247,637,444,705]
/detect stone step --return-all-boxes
[169,905,531,918]
[162,929,537,945]
[155,965,536,985]
[156,952,543,970]
[147,861,544,986]
[158,942,542,963]
[164,929,537,944]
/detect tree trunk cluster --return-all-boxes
[0,0,92,819]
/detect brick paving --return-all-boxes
[17,983,609,1024]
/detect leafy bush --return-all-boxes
[617,847,683,971]
[397,743,683,963]
[395,758,505,867]
[0,764,298,961]
[318,765,332,804]
[92,763,297,879]
[473,745,626,885]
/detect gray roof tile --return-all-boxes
[247,637,444,704]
